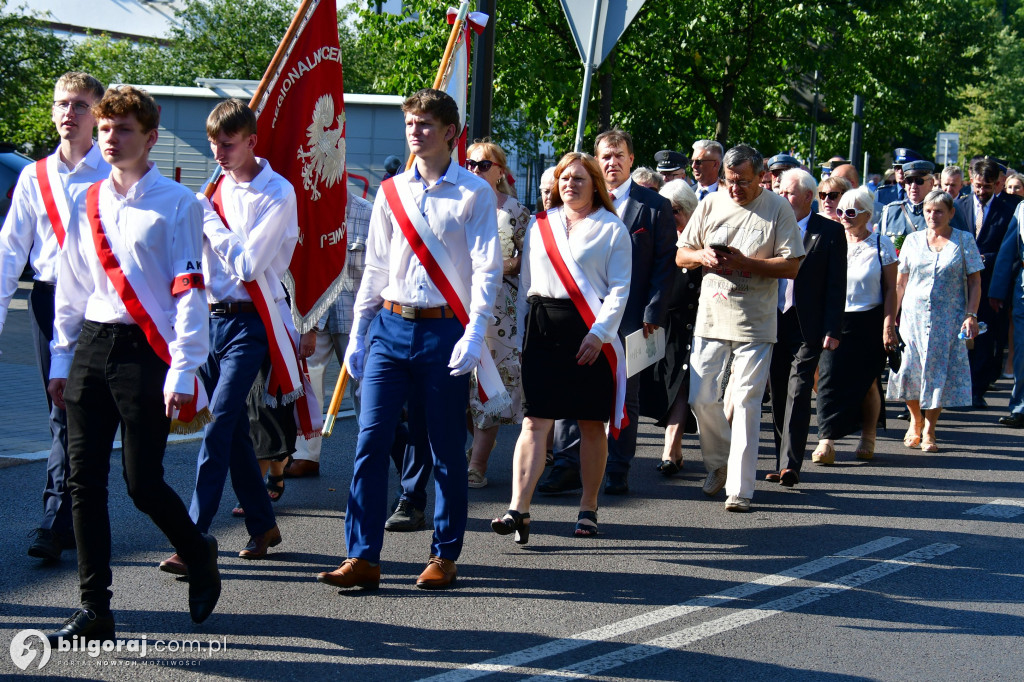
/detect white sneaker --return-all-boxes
[725,495,751,512]
[467,468,488,489]
[702,467,727,496]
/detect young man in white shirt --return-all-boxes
[317,88,501,590]
[157,99,297,577]
[0,72,110,562]
[45,86,220,644]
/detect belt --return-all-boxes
[383,300,456,320]
[209,301,259,315]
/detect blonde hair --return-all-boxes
[549,152,616,214]
[467,139,514,196]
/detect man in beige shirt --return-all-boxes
[676,144,805,513]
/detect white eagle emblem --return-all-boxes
[296,94,345,201]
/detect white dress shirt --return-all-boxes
[200,158,298,304]
[0,144,109,334]
[51,164,208,395]
[354,161,501,331]
[608,178,632,215]
[517,206,632,344]
[778,212,810,312]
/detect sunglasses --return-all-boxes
[904,177,929,186]
[691,158,717,166]
[818,191,841,201]
[839,208,869,219]
[465,159,495,172]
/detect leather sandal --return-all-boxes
[920,437,938,453]
[491,510,530,544]
[266,475,285,502]
[903,428,922,449]
[573,510,598,538]
[656,459,683,476]
[855,437,875,460]
[811,442,835,465]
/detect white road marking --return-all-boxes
[415,536,910,682]
[522,542,959,681]
[963,499,1024,519]
[1,450,50,461]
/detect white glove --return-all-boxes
[344,316,371,380]
[448,314,489,376]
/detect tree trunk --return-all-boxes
[714,84,734,146]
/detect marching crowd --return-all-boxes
[2,72,1022,645]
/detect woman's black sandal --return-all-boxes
[574,510,598,538]
[656,459,683,476]
[491,510,530,544]
[266,475,285,502]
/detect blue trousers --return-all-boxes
[1009,271,1024,416]
[29,281,72,535]
[189,313,276,537]
[346,310,469,562]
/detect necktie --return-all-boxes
[911,203,922,216]
[698,188,707,201]
[976,200,985,236]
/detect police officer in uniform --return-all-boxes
[879,160,969,240]
[766,154,800,192]
[655,150,688,183]
[876,148,922,206]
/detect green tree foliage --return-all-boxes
[0,0,69,152]
[70,34,179,88]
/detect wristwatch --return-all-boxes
[965,312,977,319]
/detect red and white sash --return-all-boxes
[85,181,211,433]
[36,156,72,248]
[209,179,322,439]
[380,175,511,415]
[535,209,628,435]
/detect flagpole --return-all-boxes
[404,0,471,171]
[202,0,318,198]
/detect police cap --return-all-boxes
[766,154,800,171]
[901,159,935,177]
[893,148,922,166]
[655,150,686,172]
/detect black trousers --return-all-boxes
[65,321,208,614]
[769,308,823,472]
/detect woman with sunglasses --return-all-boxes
[463,141,528,488]
[491,152,631,542]
[817,176,852,222]
[812,187,898,463]
[887,190,983,452]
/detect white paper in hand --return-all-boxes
[624,327,665,377]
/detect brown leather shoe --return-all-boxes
[317,558,380,589]
[416,556,457,590]
[764,471,781,483]
[159,553,188,576]
[283,458,320,478]
[779,469,800,487]
[238,525,282,560]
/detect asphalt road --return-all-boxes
[1,377,1022,680]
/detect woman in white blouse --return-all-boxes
[813,187,898,463]
[490,152,631,542]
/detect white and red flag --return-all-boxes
[444,6,488,165]
[251,0,347,332]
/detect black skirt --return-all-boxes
[816,305,887,440]
[521,296,614,422]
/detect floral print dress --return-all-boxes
[469,193,528,428]
[887,228,983,408]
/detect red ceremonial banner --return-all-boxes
[252,0,347,332]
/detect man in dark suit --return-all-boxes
[540,128,677,496]
[988,201,1024,427]
[955,157,1016,407]
[767,169,846,486]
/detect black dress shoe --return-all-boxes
[779,469,800,487]
[604,472,629,495]
[972,395,988,409]
[538,465,582,494]
[46,608,115,645]
[385,499,426,531]
[656,459,682,476]
[187,534,221,624]
[998,413,1024,428]
[27,528,62,561]
[896,411,910,421]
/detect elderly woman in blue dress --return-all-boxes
[887,190,983,452]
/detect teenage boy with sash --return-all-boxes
[0,72,109,562]
[45,86,220,643]
[317,88,503,590]
[158,98,308,575]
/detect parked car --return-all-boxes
[1,142,34,224]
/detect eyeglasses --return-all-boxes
[839,208,869,219]
[53,101,92,115]
[465,159,495,172]
[818,191,841,201]
[691,158,718,167]
[904,176,929,186]
[672,207,687,216]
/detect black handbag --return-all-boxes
[880,236,903,372]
